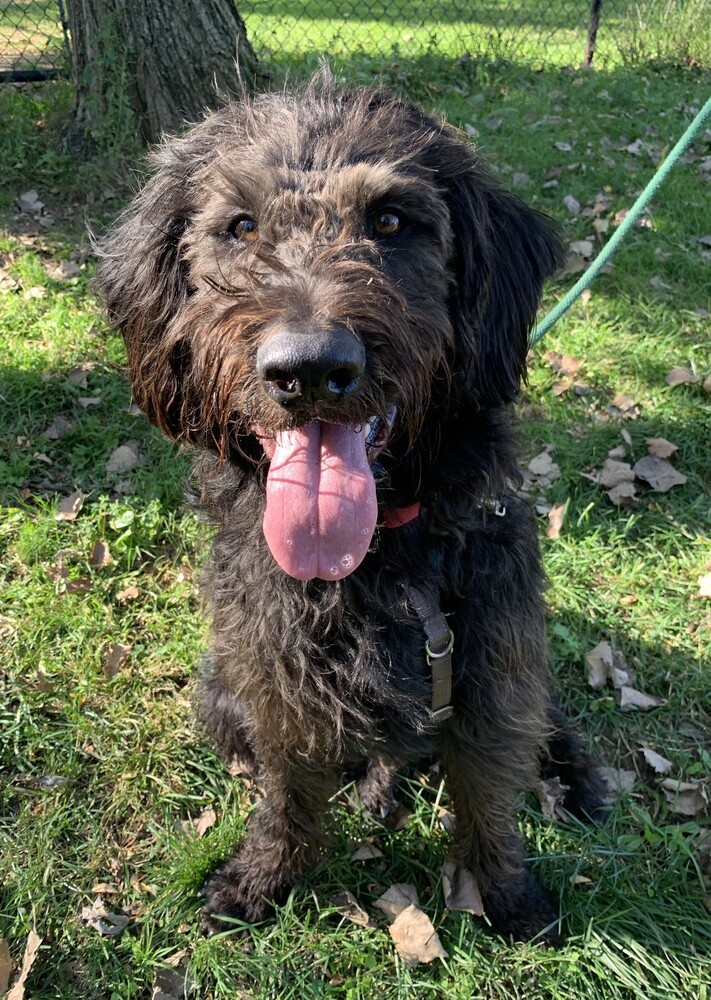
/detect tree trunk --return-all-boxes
[66,0,259,153]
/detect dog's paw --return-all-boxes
[482,871,561,947]
[200,861,291,934]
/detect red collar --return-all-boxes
[382,503,421,528]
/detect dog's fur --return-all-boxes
[98,75,606,944]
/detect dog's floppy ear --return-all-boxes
[444,163,566,406]
[96,117,230,437]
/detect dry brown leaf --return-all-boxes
[569,874,593,886]
[607,481,638,506]
[660,779,708,817]
[130,876,157,895]
[561,252,587,276]
[606,392,638,417]
[641,747,673,775]
[373,884,419,922]
[7,928,42,1000]
[619,686,665,711]
[79,897,129,936]
[89,540,112,567]
[607,445,627,460]
[103,643,131,679]
[441,860,484,915]
[569,239,594,258]
[551,377,574,396]
[0,939,12,994]
[585,640,614,689]
[42,414,73,440]
[91,883,121,896]
[152,962,193,1000]
[116,584,140,602]
[632,456,687,492]
[64,577,92,594]
[698,573,711,598]
[55,490,84,522]
[645,437,678,459]
[704,375,711,392]
[331,891,375,928]
[77,396,101,408]
[665,366,699,386]
[106,442,143,475]
[601,767,637,797]
[193,806,217,837]
[527,447,560,488]
[388,904,448,968]
[350,842,384,861]
[546,502,566,539]
[563,193,580,213]
[535,776,570,821]
[600,459,635,489]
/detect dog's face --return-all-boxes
[99,79,564,581]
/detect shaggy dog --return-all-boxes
[98,76,605,944]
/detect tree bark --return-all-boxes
[66,0,258,152]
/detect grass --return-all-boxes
[1,14,710,1000]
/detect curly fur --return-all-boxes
[98,73,606,944]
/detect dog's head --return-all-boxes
[98,76,564,581]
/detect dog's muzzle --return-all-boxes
[256,328,365,408]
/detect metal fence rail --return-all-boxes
[0,0,708,83]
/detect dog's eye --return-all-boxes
[373,211,402,237]
[228,216,259,243]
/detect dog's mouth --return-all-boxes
[253,407,395,581]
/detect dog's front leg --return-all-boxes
[202,756,340,931]
[441,724,560,945]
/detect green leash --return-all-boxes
[530,93,711,346]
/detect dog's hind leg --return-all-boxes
[540,702,608,822]
[201,756,341,930]
[355,756,400,823]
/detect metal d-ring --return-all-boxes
[425,629,454,664]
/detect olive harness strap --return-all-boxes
[403,583,454,721]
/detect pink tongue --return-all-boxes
[263,421,377,580]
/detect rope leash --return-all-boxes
[530,92,711,346]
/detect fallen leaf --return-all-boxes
[546,502,566,539]
[0,939,12,994]
[601,767,636,797]
[46,260,82,281]
[563,193,580,213]
[619,686,665,711]
[535,776,570,821]
[660,779,708,817]
[26,774,69,790]
[89,540,112,567]
[332,891,375,928]
[698,573,711,598]
[649,275,671,291]
[7,928,42,1000]
[77,396,101,408]
[569,874,593,886]
[512,172,529,188]
[441,860,484,915]
[600,459,635,489]
[527,447,560,487]
[104,643,131,679]
[665,366,699,386]
[606,391,638,416]
[556,142,574,153]
[106,442,143,475]
[64,577,92,594]
[350,843,384,861]
[569,239,594,257]
[593,218,609,236]
[388,904,448,967]
[607,445,627,460]
[18,190,45,214]
[91,883,121,896]
[116,584,140,602]
[463,123,480,139]
[79,897,129,936]
[704,375,711,392]
[152,962,193,1000]
[42,414,73,440]
[561,252,587,276]
[374,884,419,922]
[193,806,217,837]
[55,490,84,522]
[645,437,678,459]
[484,114,503,131]
[632,455,687,492]
[607,481,638,506]
[545,350,581,375]
[641,747,673,775]
[585,641,635,689]
[130,876,157,895]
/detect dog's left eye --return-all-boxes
[373,211,402,237]
[228,216,259,243]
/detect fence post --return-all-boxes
[584,0,603,66]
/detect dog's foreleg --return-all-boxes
[442,722,560,945]
[201,756,340,931]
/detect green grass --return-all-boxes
[1,21,710,1000]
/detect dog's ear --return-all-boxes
[96,119,227,437]
[444,164,566,406]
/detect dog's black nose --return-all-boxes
[256,328,365,406]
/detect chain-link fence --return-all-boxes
[0,1,708,83]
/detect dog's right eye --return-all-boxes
[227,216,259,243]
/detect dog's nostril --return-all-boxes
[327,367,360,396]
